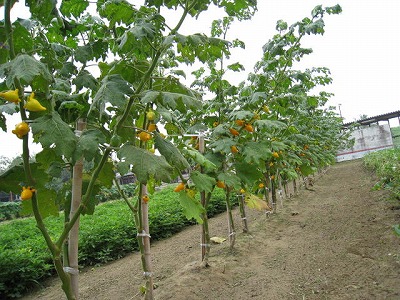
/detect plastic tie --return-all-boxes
[74,130,83,137]
[137,230,151,238]
[63,267,79,275]
[241,217,247,220]
[143,272,153,278]
[200,243,210,248]
[229,232,236,237]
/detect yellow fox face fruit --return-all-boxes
[12,122,30,139]
[21,186,36,200]
[0,89,20,103]
[24,93,46,112]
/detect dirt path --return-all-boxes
[22,160,400,300]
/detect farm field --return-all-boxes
[22,160,400,300]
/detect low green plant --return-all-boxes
[363,148,400,236]
[0,186,228,299]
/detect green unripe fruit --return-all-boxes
[110,135,122,147]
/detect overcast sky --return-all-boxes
[1,0,399,159]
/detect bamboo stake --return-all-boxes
[238,194,248,233]
[141,184,154,300]
[67,119,86,299]
[225,187,235,249]
[198,133,210,266]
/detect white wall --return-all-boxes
[336,124,394,162]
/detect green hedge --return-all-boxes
[0,186,229,299]
[0,202,21,221]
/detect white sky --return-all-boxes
[1,0,400,159]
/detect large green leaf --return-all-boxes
[26,0,57,24]
[208,137,236,154]
[72,70,99,91]
[236,161,263,186]
[190,171,215,193]
[154,133,190,171]
[242,141,272,165]
[179,190,205,224]
[181,148,217,171]
[30,112,77,159]
[98,0,136,26]
[89,74,133,115]
[141,91,201,113]
[299,164,316,176]
[254,119,287,130]
[2,54,53,90]
[73,129,105,162]
[0,162,58,218]
[217,172,241,189]
[117,144,174,184]
[12,22,34,56]
[60,0,89,18]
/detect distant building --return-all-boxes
[0,191,19,202]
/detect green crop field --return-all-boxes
[391,126,400,148]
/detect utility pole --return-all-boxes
[338,104,343,122]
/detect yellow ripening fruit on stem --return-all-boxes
[24,93,46,111]
[229,128,239,136]
[213,121,219,127]
[258,183,265,189]
[174,182,185,192]
[148,148,155,153]
[138,131,151,142]
[21,186,36,200]
[239,188,245,194]
[142,195,150,203]
[235,119,245,126]
[270,175,275,180]
[272,151,279,158]
[244,124,253,132]
[0,89,20,103]
[253,113,260,120]
[231,145,239,154]
[12,122,30,139]
[269,162,274,167]
[147,123,157,132]
[263,105,270,113]
[216,180,226,189]
[146,110,156,121]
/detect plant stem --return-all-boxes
[31,193,75,299]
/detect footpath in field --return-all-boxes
[23,160,400,300]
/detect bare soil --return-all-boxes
[22,160,400,300]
